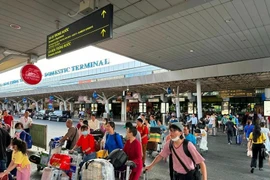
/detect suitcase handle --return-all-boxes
[85,159,94,169]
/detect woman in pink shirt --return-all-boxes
[145,122,207,180]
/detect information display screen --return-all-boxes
[46,4,113,59]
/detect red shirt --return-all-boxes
[76,134,95,154]
[123,139,143,173]
[4,115,13,127]
[136,125,148,144]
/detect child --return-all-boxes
[0,138,31,179]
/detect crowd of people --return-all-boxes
[1,108,270,179]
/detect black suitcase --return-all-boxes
[150,127,161,134]
[29,154,41,164]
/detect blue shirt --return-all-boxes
[150,120,157,127]
[185,133,196,145]
[105,133,124,153]
[244,125,254,139]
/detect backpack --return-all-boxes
[106,133,124,148]
[107,149,128,170]
[169,139,201,180]
[21,131,32,149]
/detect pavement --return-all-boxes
[12,118,269,180]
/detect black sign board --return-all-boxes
[46,4,113,59]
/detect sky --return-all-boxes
[0,45,135,83]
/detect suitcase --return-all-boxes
[29,154,41,164]
[81,159,115,180]
[147,142,158,151]
[150,127,161,134]
[148,133,161,143]
[107,149,128,170]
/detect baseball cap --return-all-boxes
[123,122,133,128]
[169,122,183,132]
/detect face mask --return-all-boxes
[81,131,88,136]
[15,129,23,133]
[171,136,180,142]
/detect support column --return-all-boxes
[121,99,127,122]
[64,101,67,111]
[105,100,110,114]
[1,103,4,110]
[176,86,181,120]
[40,99,44,110]
[16,103,20,112]
[59,102,63,111]
[196,80,202,119]
[70,102,74,112]
[35,102,39,112]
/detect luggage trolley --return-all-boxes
[29,137,63,171]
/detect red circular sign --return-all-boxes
[20,64,42,85]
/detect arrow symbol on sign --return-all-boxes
[101,10,106,18]
[101,29,106,37]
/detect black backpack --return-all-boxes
[107,149,128,169]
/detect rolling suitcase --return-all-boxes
[81,158,115,180]
[147,142,158,151]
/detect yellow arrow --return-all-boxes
[101,29,106,37]
[101,10,106,18]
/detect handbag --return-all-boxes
[66,128,77,150]
[169,140,201,180]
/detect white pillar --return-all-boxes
[105,100,110,113]
[40,99,44,110]
[196,80,202,119]
[23,104,27,110]
[59,102,63,111]
[4,104,8,110]
[70,102,74,112]
[265,88,270,128]
[35,102,39,112]
[1,103,4,110]
[176,86,181,120]
[121,99,127,122]
[64,101,67,111]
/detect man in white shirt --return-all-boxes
[188,114,198,134]
[19,111,33,133]
[88,114,100,131]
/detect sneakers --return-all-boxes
[259,168,263,171]
[250,167,254,173]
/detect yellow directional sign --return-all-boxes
[101,10,106,18]
[101,29,106,37]
[46,4,113,59]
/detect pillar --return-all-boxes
[196,80,202,119]
[70,102,74,112]
[1,103,4,110]
[176,86,180,120]
[23,103,27,110]
[105,100,110,113]
[64,101,67,111]
[59,102,63,111]
[35,102,39,112]
[40,99,44,110]
[16,103,20,112]
[121,99,127,122]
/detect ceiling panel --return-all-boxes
[134,1,157,15]
[148,0,171,11]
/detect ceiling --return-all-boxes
[1,0,270,73]
[1,72,270,101]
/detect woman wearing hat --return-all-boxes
[145,122,207,180]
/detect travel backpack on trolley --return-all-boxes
[81,158,115,180]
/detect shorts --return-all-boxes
[208,124,213,128]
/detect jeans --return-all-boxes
[251,144,264,168]
[227,130,233,143]
[191,124,196,134]
[0,158,7,172]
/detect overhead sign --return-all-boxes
[46,4,113,59]
[20,64,42,85]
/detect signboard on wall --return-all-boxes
[264,101,270,116]
[221,101,229,115]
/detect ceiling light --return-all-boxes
[225,18,233,23]
[10,24,21,30]
[190,50,194,53]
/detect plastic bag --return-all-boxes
[247,150,252,157]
